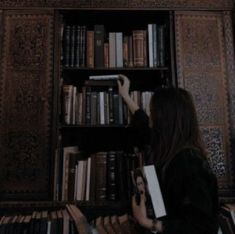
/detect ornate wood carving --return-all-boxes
[91,0,128,8]
[128,0,232,9]
[0,0,232,9]
[175,11,234,195]
[0,11,54,200]
[223,11,235,195]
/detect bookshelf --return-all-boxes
[56,9,174,207]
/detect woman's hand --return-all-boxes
[132,193,152,228]
[132,193,163,232]
[117,74,139,114]
[117,74,130,100]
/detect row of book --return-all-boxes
[62,83,153,125]
[54,147,143,202]
[0,204,141,234]
[62,23,166,68]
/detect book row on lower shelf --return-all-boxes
[62,83,153,125]
[0,204,142,234]
[54,146,143,202]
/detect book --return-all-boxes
[89,74,120,80]
[131,165,166,218]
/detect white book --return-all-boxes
[89,74,120,80]
[99,92,105,124]
[148,24,153,67]
[132,165,166,218]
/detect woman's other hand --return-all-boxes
[117,74,139,114]
[117,74,130,99]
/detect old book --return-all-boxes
[80,25,86,67]
[109,32,116,68]
[62,146,79,201]
[107,151,117,201]
[104,42,109,68]
[158,24,166,67]
[95,152,107,201]
[86,30,94,68]
[63,25,71,67]
[74,25,81,67]
[131,165,166,218]
[94,24,105,67]
[70,25,76,67]
[132,30,146,67]
[123,35,128,67]
[116,32,123,67]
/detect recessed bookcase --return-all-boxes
[53,9,175,216]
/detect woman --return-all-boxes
[117,75,219,234]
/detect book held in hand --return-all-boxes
[89,74,120,80]
[131,165,166,218]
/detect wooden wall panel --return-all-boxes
[0,10,54,200]
[175,11,235,197]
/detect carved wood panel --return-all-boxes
[0,10,54,200]
[128,0,232,9]
[175,11,234,196]
[91,0,128,8]
[0,0,232,9]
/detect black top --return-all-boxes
[131,109,219,234]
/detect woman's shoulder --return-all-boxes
[170,147,209,172]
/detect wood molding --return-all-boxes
[0,10,54,200]
[175,11,234,196]
[0,0,232,9]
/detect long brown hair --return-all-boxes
[150,87,206,172]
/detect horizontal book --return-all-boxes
[131,165,166,218]
[89,74,120,80]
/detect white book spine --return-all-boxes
[148,24,153,67]
[99,92,105,124]
[144,165,166,218]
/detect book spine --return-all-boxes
[63,25,71,67]
[86,30,94,68]
[94,25,105,68]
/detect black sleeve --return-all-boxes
[129,109,151,151]
[161,151,219,234]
